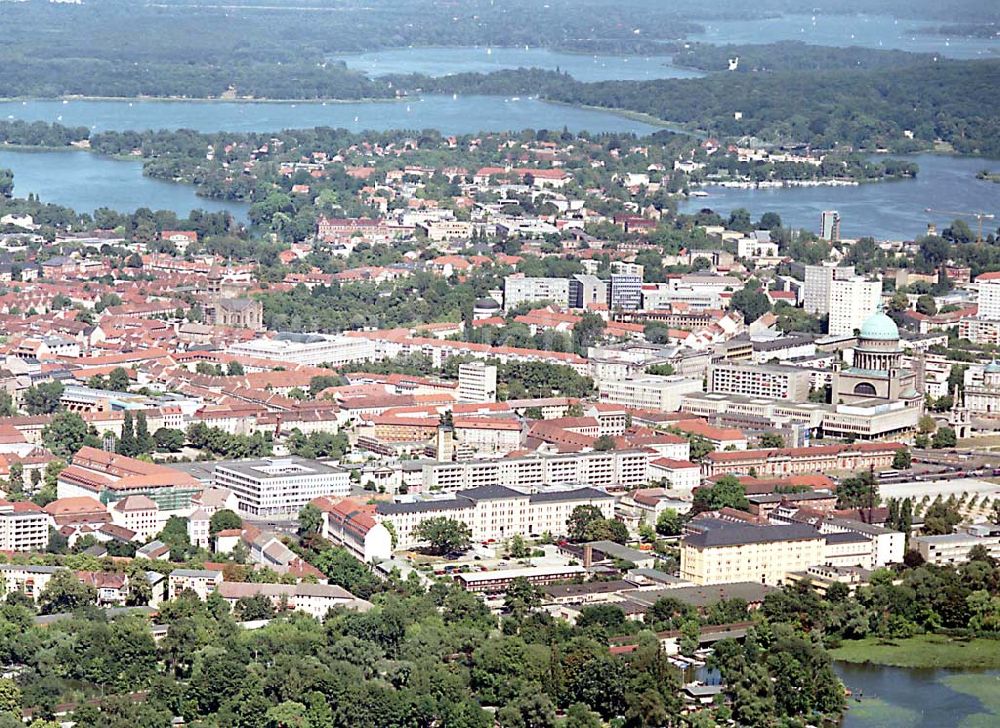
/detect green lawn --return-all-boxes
[831,635,1000,669]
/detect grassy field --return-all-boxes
[831,635,1000,670]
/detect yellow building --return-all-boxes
[680,520,825,586]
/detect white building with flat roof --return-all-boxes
[503,276,571,311]
[828,277,880,337]
[599,375,703,412]
[228,333,376,367]
[214,457,350,518]
[458,361,497,403]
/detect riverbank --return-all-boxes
[831,635,1000,669]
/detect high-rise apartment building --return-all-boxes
[803,263,855,315]
[828,277,881,336]
[820,210,841,241]
[458,361,497,403]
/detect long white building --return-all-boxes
[421,449,653,491]
[376,485,614,548]
[228,333,376,367]
[214,457,350,517]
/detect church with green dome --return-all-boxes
[831,308,922,407]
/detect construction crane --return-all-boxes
[924,208,997,243]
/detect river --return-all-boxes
[836,663,1000,727]
[678,154,1000,242]
[333,46,704,82]
[688,14,999,60]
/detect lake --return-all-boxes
[0,96,660,136]
[688,14,999,60]
[836,663,1000,727]
[333,46,704,82]
[0,149,249,221]
[678,154,1000,241]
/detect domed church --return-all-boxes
[831,308,921,406]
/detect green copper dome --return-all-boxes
[985,361,1000,374]
[859,311,900,341]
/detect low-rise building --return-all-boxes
[599,375,703,412]
[217,582,372,619]
[914,524,1000,565]
[169,568,223,600]
[312,497,393,563]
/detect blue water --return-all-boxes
[0,149,249,221]
[688,14,998,60]
[0,96,660,136]
[678,154,999,242]
[334,46,704,82]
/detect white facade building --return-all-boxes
[458,362,498,403]
[828,277,881,337]
[228,333,376,367]
[0,501,49,552]
[377,485,614,548]
[803,263,854,315]
[599,375,703,412]
[503,276,571,311]
[214,457,351,518]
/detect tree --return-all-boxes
[157,516,192,561]
[730,279,771,324]
[584,518,629,544]
[0,679,20,717]
[308,374,343,397]
[414,517,472,555]
[135,412,155,454]
[503,576,542,619]
[235,594,276,621]
[893,448,912,470]
[759,432,785,448]
[0,392,16,418]
[496,693,557,728]
[119,411,136,456]
[6,463,23,499]
[692,475,749,513]
[507,534,531,559]
[106,367,131,391]
[37,570,97,614]
[153,427,185,452]
[22,381,64,415]
[932,426,957,449]
[923,502,962,535]
[297,503,323,537]
[572,312,606,353]
[563,703,602,728]
[227,360,245,376]
[918,414,937,435]
[837,470,879,509]
[41,412,96,459]
[916,294,937,316]
[655,508,683,536]
[592,434,615,451]
[568,505,604,542]
[209,509,242,535]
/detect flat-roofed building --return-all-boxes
[214,457,350,518]
[599,375,703,412]
[708,362,811,402]
[914,524,1000,565]
[0,500,49,552]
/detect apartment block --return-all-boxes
[708,362,812,402]
[421,449,653,491]
[569,274,608,310]
[0,500,49,552]
[228,332,377,367]
[599,375,703,412]
[828,277,880,336]
[377,485,614,548]
[803,263,854,315]
[503,276,570,311]
[458,361,498,403]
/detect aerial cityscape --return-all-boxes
[0,0,997,726]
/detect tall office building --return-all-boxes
[609,273,642,311]
[803,263,855,315]
[458,361,497,403]
[820,210,841,242]
[828,276,880,336]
